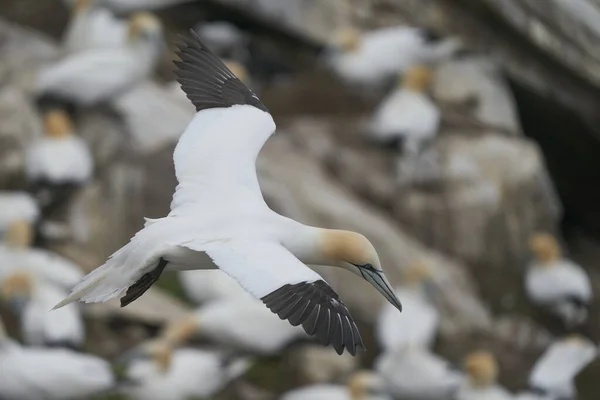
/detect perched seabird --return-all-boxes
[36,12,163,106]
[0,271,84,349]
[54,30,403,356]
[526,233,592,327]
[121,340,250,400]
[178,270,251,304]
[323,26,461,87]
[63,0,126,54]
[160,298,307,355]
[456,351,513,400]
[368,65,440,156]
[375,346,463,400]
[526,335,598,400]
[376,260,438,351]
[0,191,39,236]
[26,109,93,215]
[0,317,114,400]
[0,220,84,290]
[280,370,391,400]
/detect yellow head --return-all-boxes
[128,12,162,41]
[347,370,383,399]
[5,220,33,249]
[529,232,560,264]
[147,340,173,373]
[43,109,73,139]
[333,27,362,52]
[161,314,198,346]
[402,260,433,285]
[401,65,433,92]
[464,350,498,388]
[224,60,249,84]
[1,271,33,304]
[73,0,91,13]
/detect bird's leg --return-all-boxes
[120,258,168,307]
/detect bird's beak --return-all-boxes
[359,267,402,312]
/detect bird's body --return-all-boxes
[375,346,462,400]
[56,31,403,356]
[281,372,391,400]
[456,385,514,400]
[281,385,357,400]
[178,269,251,304]
[122,348,249,400]
[0,192,39,235]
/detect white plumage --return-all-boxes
[375,346,462,400]
[457,385,514,400]
[122,347,249,400]
[281,372,391,400]
[178,269,251,304]
[0,192,39,234]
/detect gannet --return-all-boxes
[281,371,391,400]
[457,351,513,400]
[526,233,592,327]
[376,260,438,351]
[368,65,440,156]
[36,12,163,106]
[527,335,598,399]
[26,109,93,213]
[0,220,84,290]
[54,30,403,356]
[178,270,251,304]
[0,191,39,235]
[0,317,114,400]
[323,26,461,87]
[0,271,84,349]
[63,0,126,54]
[160,298,307,355]
[375,346,463,400]
[121,340,250,400]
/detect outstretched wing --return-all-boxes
[181,240,365,356]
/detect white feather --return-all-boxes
[456,384,513,400]
[178,269,251,304]
[26,135,93,184]
[63,3,126,54]
[0,192,39,233]
[281,385,352,400]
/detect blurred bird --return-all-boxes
[368,65,439,156]
[0,191,39,236]
[526,233,592,327]
[63,0,126,54]
[0,220,84,290]
[26,109,93,217]
[280,370,391,400]
[55,30,403,356]
[323,26,461,88]
[376,261,439,351]
[195,21,249,61]
[457,351,513,400]
[375,346,463,400]
[525,335,598,400]
[121,340,250,400]
[0,316,113,400]
[161,299,307,355]
[36,12,163,107]
[0,270,84,349]
[178,270,251,305]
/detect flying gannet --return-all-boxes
[54,30,403,356]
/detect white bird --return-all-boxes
[121,340,250,400]
[54,30,403,356]
[324,26,461,87]
[280,371,391,400]
[62,0,126,54]
[526,233,592,327]
[161,298,307,355]
[36,12,163,106]
[368,65,440,156]
[0,192,39,236]
[527,335,598,400]
[0,220,84,289]
[456,351,513,400]
[0,317,114,400]
[0,270,84,349]
[376,260,438,351]
[178,269,251,304]
[375,346,462,400]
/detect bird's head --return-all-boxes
[127,12,163,43]
[5,220,33,249]
[402,259,434,285]
[160,314,198,346]
[332,27,362,53]
[43,109,73,139]
[347,370,386,399]
[400,65,433,92]
[1,271,33,313]
[319,230,402,312]
[464,350,498,388]
[529,232,560,264]
[73,0,93,13]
